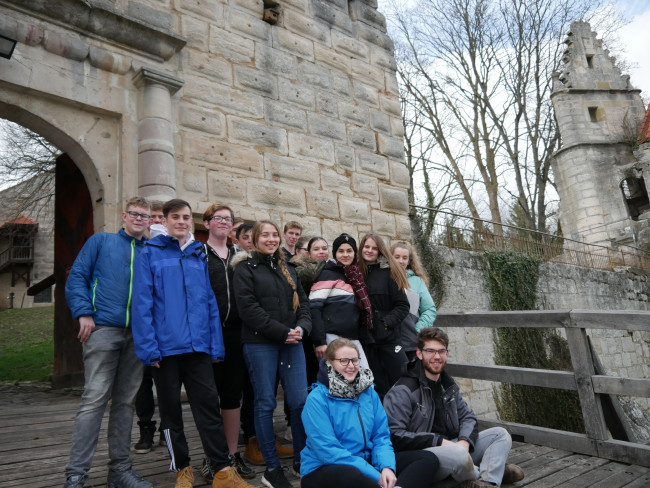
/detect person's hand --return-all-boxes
[285,328,302,344]
[456,440,470,451]
[379,468,397,488]
[77,316,96,343]
[315,345,327,358]
[152,362,160,368]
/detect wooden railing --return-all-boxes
[436,310,650,467]
[0,245,34,271]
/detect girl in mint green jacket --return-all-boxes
[391,242,437,331]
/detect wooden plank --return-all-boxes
[478,419,598,456]
[623,470,650,487]
[591,375,650,398]
[589,464,650,488]
[596,439,650,468]
[552,461,631,488]
[506,444,556,466]
[565,327,608,440]
[569,310,650,332]
[523,455,609,487]
[446,363,577,390]
[435,310,570,329]
[515,454,598,486]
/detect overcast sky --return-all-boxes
[377,0,650,101]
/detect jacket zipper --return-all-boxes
[357,406,369,461]
[125,239,135,327]
[92,278,98,311]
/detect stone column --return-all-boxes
[132,67,184,201]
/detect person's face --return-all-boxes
[122,205,150,238]
[309,239,329,261]
[296,245,309,256]
[164,206,193,243]
[205,209,233,240]
[393,247,410,270]
[284,227,301,248]
[257,224,280,255]
[416,339,449,378]
[149,209,164,226]
[330,346,360,382]
[238,229,254,251]
[230,222,242,244]
[361,238,379,264]
[335,243,355,266]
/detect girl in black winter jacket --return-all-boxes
[232,220,311,488]
[358,232,410,399]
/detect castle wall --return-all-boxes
[433,246,650,431]
[0,0,410,242]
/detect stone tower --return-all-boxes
[551,21,646,247]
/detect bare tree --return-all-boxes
[387,0,625,234]
[0,119,59,221]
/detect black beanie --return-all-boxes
[332,233,358,259]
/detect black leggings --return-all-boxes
[301,451,439,488]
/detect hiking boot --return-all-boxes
[275,442,293,459]
[134,422,156,454]
[201,458,217,483]
[232,452,255,479]
[107,469,152,488]
[213,466,255,488]
[261,468,292,488]
[243,437,264,465]
[502,464,524,484]
[64,474,88,488]
[175,466,194,488]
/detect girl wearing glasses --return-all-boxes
[301,338,439,488]
[358,233,410,399]
[232,220,312,488]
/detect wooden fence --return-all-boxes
[436,310,650,467]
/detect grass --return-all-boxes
[0,305,54,382]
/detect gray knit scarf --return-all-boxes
[326,361,375,399]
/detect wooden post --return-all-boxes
[565,322,608,441]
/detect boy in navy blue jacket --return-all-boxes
[132,199,252,488]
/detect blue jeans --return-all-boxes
[65,326,144,478]
[425,427,512,484]
[243,342,308,469]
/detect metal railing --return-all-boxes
[438,310,650,467]
[412,205,650,271]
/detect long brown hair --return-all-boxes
[358,233,408,292]
[252,220,300,311]
[389,241,430,288]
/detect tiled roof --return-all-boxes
[1,216,38,227]
[640,104,650,144]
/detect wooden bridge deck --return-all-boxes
[1,384,648,488]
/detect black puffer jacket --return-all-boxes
[361,259,409,345]
[205,243,240,328]
[233,251,312,344]
[309,261,360,346]
[383,360,478,452]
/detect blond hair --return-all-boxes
[390,241,430,288]
[252,220,300,311]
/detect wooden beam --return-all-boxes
[591,375,650,398]
[569,310,650,332]
[446,363,577,390]
[596,439,650,468]
[566,327,608,440]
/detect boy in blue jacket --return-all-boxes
[64,196,152,488]
[131,199,252,488]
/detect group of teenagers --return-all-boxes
[63,196,524,488]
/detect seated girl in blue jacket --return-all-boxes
[300,338,439,488]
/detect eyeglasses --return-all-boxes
[210,216,233,223]
[297,247,308,251]
[126,211,151,220]
[421,348,448,357]
[333,357,360,366]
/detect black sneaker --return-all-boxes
[262,468,292,488]
[232,452,256,479]
[200,458,216,483]
[291,461,300,478]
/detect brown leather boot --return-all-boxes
[243,437,264,465]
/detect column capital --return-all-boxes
[133,67,184,95]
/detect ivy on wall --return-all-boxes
[411,212,446,307]
[483,250,585,433]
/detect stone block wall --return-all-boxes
[432,246,650,426]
